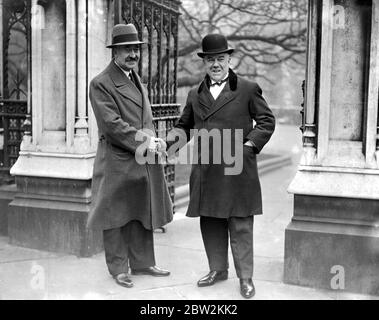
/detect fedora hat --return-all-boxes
[106,23,145,48]
[197,34,234,58]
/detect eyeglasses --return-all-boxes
[204,56,228,64]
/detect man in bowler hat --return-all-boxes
[167,34,275,298]
[87,23,173,288]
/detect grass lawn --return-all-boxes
[174,153,279,187]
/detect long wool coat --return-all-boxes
[168,69,275,219]
[87,61,173,230]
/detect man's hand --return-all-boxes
[148,137,158,153]
[156,138,167,153]
[147,138,168,160]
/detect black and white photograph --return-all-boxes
[0,0,379,308]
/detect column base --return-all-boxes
[8,176,103,257]
[284,195,379,295]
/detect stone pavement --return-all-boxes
[0,125,378,300]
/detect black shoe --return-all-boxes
[131,266,170,277]
[240,278,255,299]
[113,273,133,288]
[197,270,228,287]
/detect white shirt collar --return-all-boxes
[209,74,228,100]
[114,60,131,78]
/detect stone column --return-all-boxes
[8,0,111,257]
[284,0,379,295]
[87,0,112,150]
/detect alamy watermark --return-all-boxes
[30,262,45,291]
[333,5,346,30]
[134,128,251,176]
[330,265,345,290]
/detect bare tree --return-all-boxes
[178,0,307,88]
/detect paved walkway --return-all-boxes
[0,125,377,300]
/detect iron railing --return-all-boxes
[0,0,31,184]
[117,0,181,207]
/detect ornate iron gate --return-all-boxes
[116,0,181,206]
[0,0,31,184]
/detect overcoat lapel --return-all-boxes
[108,61,143,108]
[197,84,213,119]
[133,70,155,133]
[202,82,238,120]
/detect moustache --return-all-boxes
[126,58,138,62]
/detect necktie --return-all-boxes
[129,72,141,93]
[210,77,229,87]
[128,73,134,84]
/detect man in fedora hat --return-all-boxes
[87,23,173,288]
[166,34,275,298]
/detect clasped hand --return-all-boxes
[148,137,167,156]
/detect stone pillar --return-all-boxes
[8,0,111,257]
[284,0,379,295]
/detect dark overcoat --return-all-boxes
[87,61,173,230]
[169,69,275,219]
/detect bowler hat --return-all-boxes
[197,34,234,58]
[106,23,145,48]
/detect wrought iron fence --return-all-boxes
[0,0,31,184]
[151,103,181,202]
[117,0,181,207]
[0,99,27,181]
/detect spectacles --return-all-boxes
[204,56,228,64]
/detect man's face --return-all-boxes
[203,53,231,82]
[114,45,140,71]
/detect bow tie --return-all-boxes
[210,77,228,87]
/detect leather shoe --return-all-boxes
[240,278,255,299]
[113,273,133,288]
[197,270,228,287]
[131,266,170,277]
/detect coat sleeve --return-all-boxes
[246,83,275,154]
[89,78,152,155]
[166,90,195,154]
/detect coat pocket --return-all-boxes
[243,144,256,155]
[110,143,134,160]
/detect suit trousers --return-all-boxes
[103,220,156,276]
[200,216,254,279]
